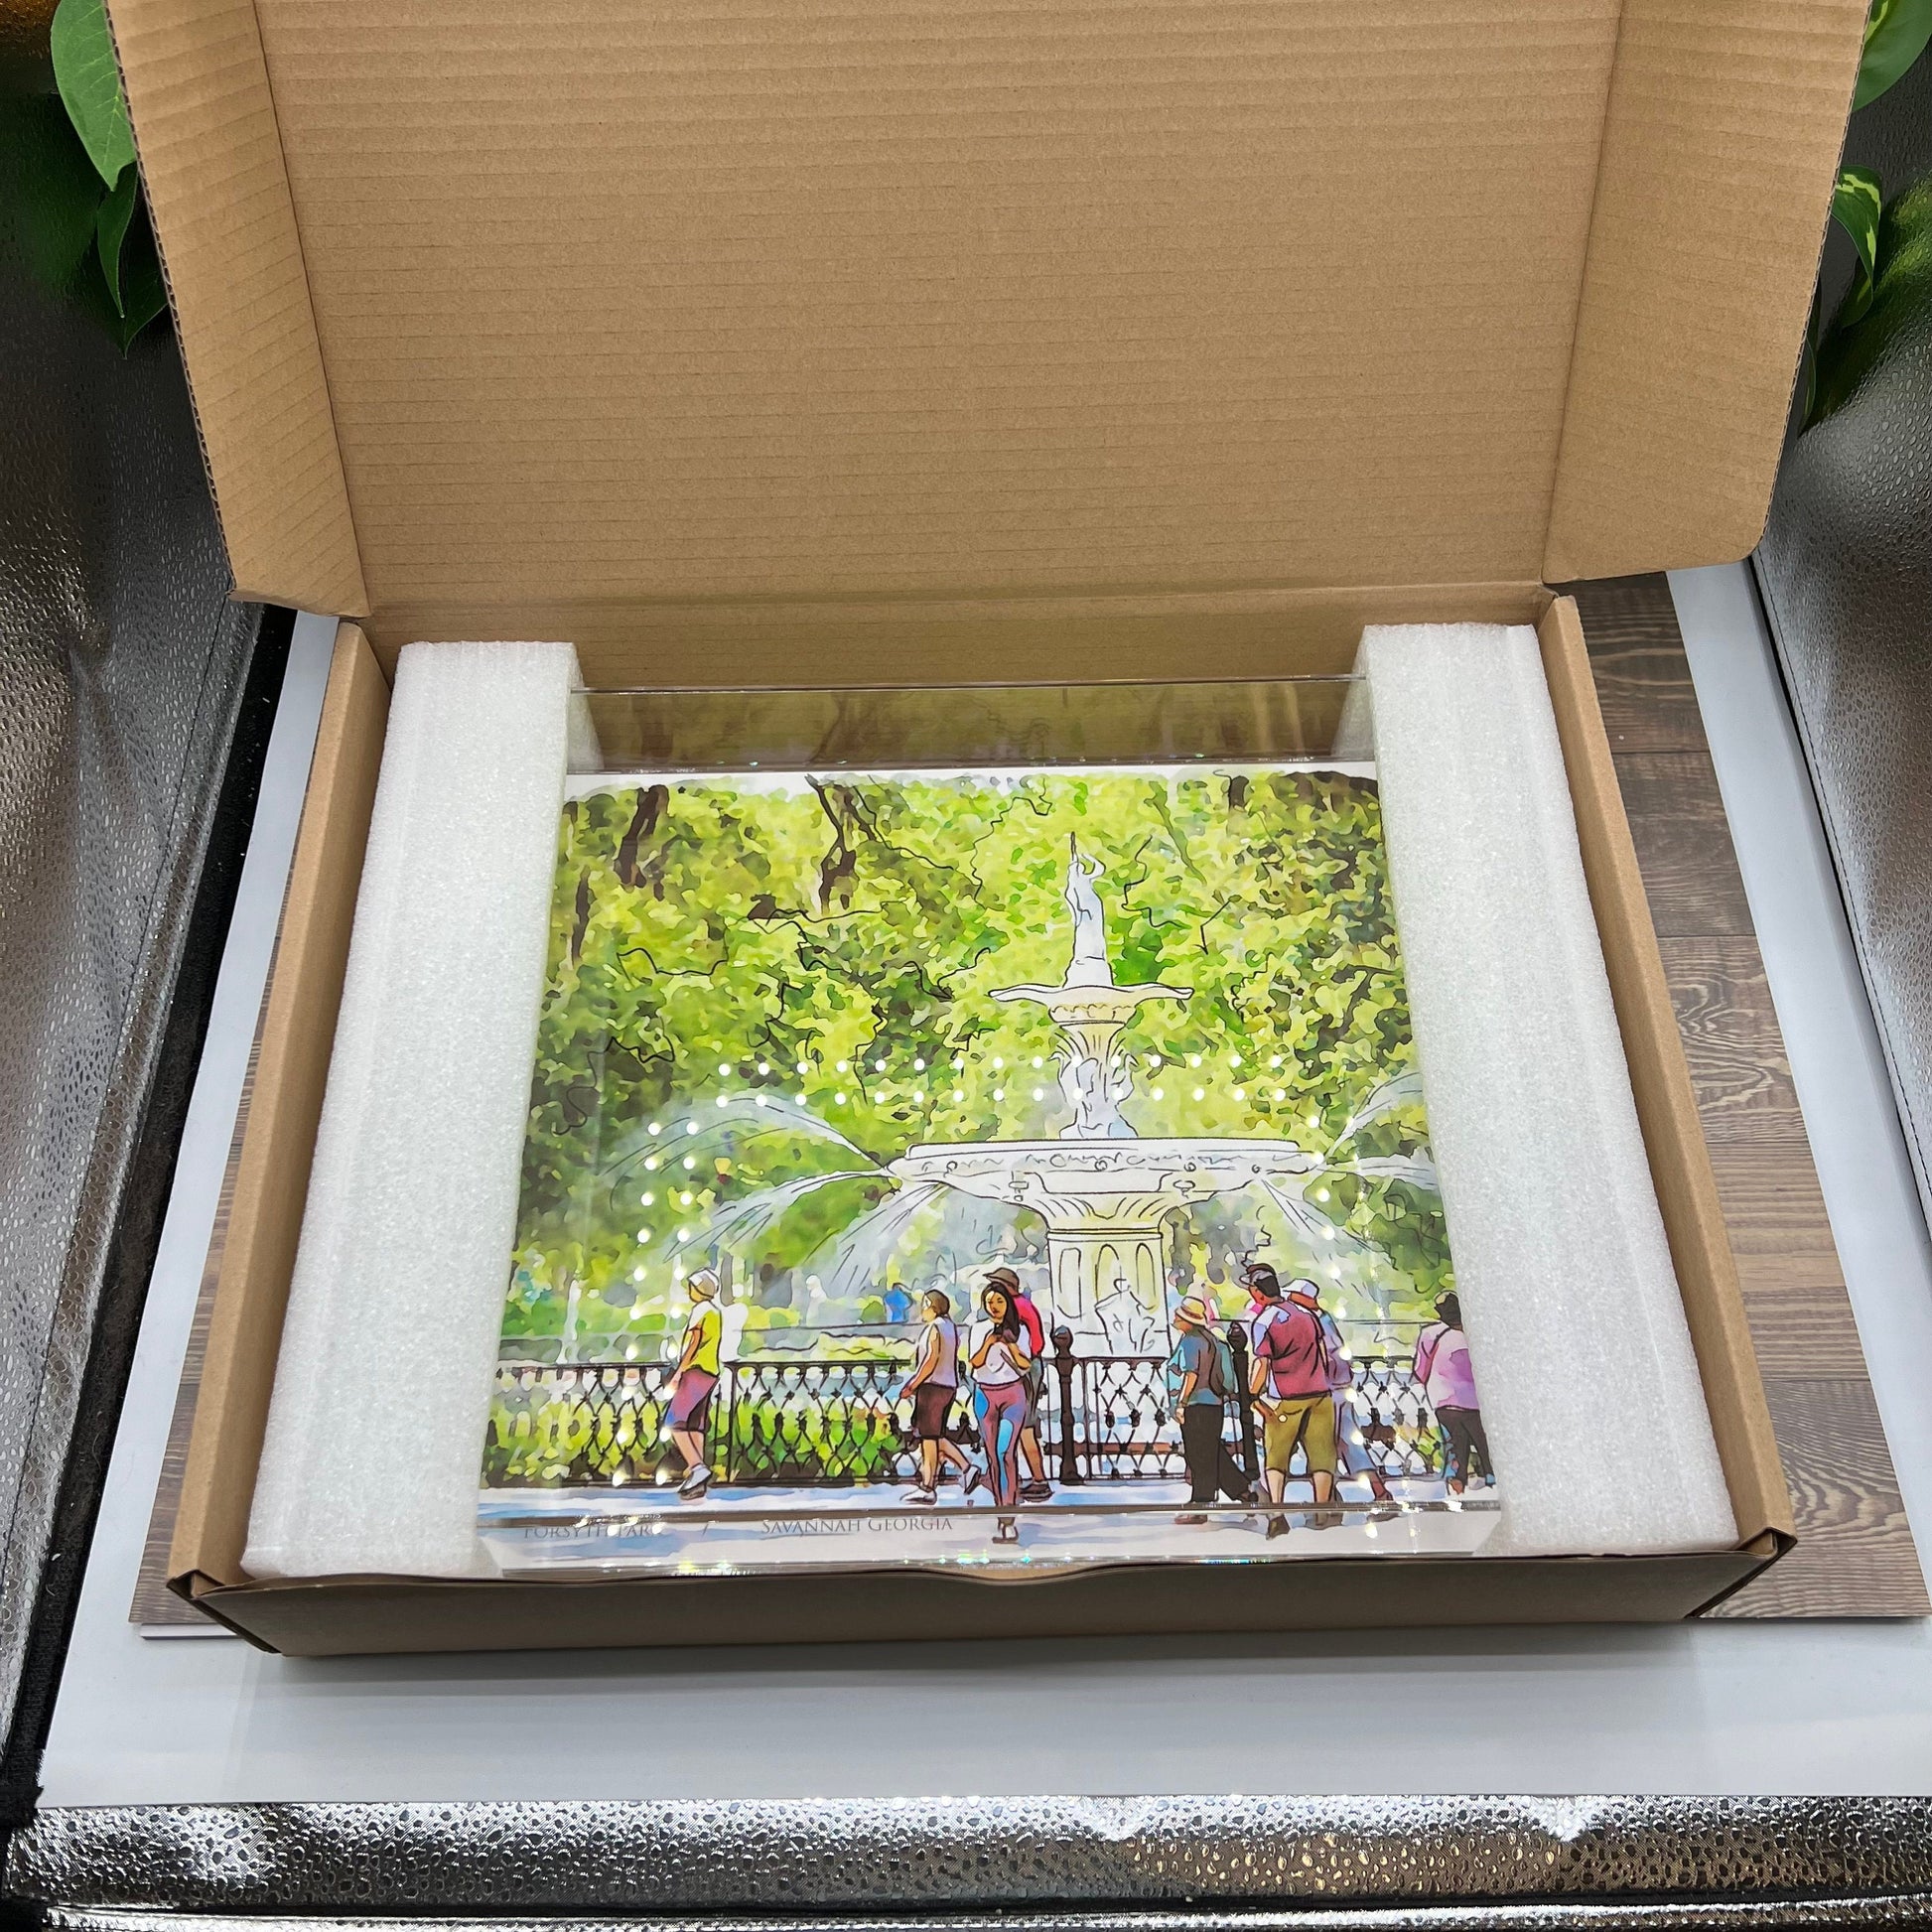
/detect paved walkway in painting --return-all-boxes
[478,1474,1500,1576]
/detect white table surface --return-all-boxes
[38,566,1932,1806]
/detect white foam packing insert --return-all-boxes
[244,640,581,1580]
[1361,622,1736,1557]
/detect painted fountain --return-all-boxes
[891,838,1326,1351]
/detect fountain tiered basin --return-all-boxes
[891,1137,1321,1350]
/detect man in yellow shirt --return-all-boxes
[667,1268,723,1498]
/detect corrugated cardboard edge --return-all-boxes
[167,621,387,1594]
[105,0,368,617]
[1537,597,1792,1547]
[367,582,1548,688]
[185,1545,1779,1658]
[1544,0,1866,582]
[107,0,1864,628]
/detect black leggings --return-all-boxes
[1440,1405,1490,1485]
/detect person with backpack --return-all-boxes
[1167,1293,1249,1525]
[1251,1275,1340,1537]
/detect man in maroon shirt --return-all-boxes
[1250,1273,1338,1537]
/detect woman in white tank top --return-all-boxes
[968,1281,1033,1539]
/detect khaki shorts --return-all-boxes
[1263,1393,1337,1475]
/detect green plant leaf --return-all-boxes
[1856,0,1932,110]
[1831,164,1884,330]
[70,186,169,350]
[1832,165,1884,275]
[106,200,167,350]
[51,0,136,189]
[1809,176,1932,426]
[94,164,136,315]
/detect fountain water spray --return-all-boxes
[667,840,1438,1356]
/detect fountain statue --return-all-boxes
[992,836,1187,1142]
[891,839,1323,1351]
[1061,841,1113,988]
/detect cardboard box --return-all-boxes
[110,0,1857,1653]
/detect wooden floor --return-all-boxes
[1576,573,1926,1617]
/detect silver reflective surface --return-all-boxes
[1757,52,1932,1237]
[41,1903,1932,1932]
[12,1797,1932,1913]
[0,241,261,1752]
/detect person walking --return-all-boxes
[898,1288,984,1505]
[1001,1269,1054,1501]
[666,1267,724,1498]
[1413,1292,1490,1493]
[1167,1294,1249,1525]
[1250,1274,1340,1537]
[1312,1303,1393,1505]
[968,1275,1034,1543]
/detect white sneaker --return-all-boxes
[904,1486,938,1506]
[677,1463,712,1497]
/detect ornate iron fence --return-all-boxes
[720,1356,927,1485]
[485,1328,1449,1489]
[488,1361,675,1486]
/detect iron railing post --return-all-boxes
[1228,1321,1260,1485]
[1050,1324,1083,1486]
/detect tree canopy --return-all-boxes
[506,764,1451,1354]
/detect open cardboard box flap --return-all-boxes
[107,0,1863,680]
[112,0,1844,1643]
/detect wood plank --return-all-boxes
[1570,574,1710,755]
[1610,751,1755,938]
[1586,574,1927,1619]
[1730,1256,1870,1380]
[1658,935,1794,1134]
[1704,1147,1847,1256]
[1708,1378,1928,1618]
[128,921,278,1628]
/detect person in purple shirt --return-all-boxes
[1412,1292,1490,1493]
[1313,1302,1392,1505]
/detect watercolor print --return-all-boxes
[480,763,1497,1573]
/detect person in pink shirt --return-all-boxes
[1412,1292,1489,1493]
[1005,1274,1054,1501]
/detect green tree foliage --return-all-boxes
[509,767,1449,1348]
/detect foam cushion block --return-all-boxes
[244,641,579,1579]
[1361,622,1736,1557]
